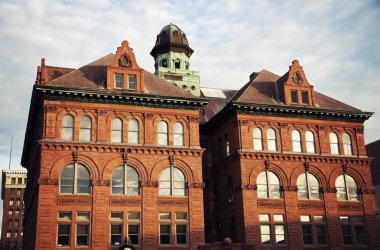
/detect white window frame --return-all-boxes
[60,163,91,195]
[111,164,140,196]
[79,115,92,142]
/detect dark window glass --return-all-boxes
[128,74,136,90]
[76,225,89,246]
[17,178,22,184]
[176,224,187,244]
[115,73,123,89]
[291,90,298,103]
[302,225,313,245]
[355,226,366,245]
[301,91,309,104]
[175,60,180,69]
[57,225,71,247]
[342,225,352,245]
[128,224,139,245]
[316,225,327,245]
[160,224,171,244]
[110,224,123,246]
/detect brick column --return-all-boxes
[91,185,108,248]
[142,186,158,249]
[189,186,205,249]
[323,191,341,249]
[283,188,303,250]
[96,110,108,142]
[36,185,56,249]
[362,192,380,248]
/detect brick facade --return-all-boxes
[21,25,380,249]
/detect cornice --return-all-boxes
[232,102,372,123]
[39,140,204,157]
[237,150,371,165]
[34,85,208,111]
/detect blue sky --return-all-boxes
[0,0,379,229]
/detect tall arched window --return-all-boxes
[227,175,234,203]
[267,129,277,151]
[173,122,184,146]
[292,130,302,152]
[305,131,315,153]
[159,166,186,196]
[111,165,139,195]
[111,118,123,143]
[329,132,339,155]
[61,114,74,140]
[60,163,91,194]
[342,133,353,156]
[79,116,92,141]
[128,119,139,144]
[253,128,263,150]
[336,174,359,201]
[158,121,169,145]
[257,170,281,199]
[297,173,321,200]
[225,134,230,157]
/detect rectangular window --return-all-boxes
[16,189,21,195]
[127,212,140,220]
[77,212,90,221]
[160,224,171,245]
[159,212,171,220]
[340,216,367,246]
[128,74,137,90]
[57,224,71,247]
[17,178,22,184]
[176,224,187,244]
[16,199,21,205]
[301,91,309,104]
[10,188,15,195]
[259,213,286,245]
[110,211,123,221]
[9,199,14,206]
[128,224,140,245]
[301,215,328,246]
[11,178,16,184]
[302,225,313,245]
[342,225,352,245]
[291,90,298,103]
[115,73,124,89]
[76,224,89,246]
[175,212,187,220]
[8,210,13,216]
[6,232,11,238]
[110,224,123,246]
[58,212,72,221]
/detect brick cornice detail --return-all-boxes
[298,201,324,209]
[361,188,375,194]
[257,200,284,208]
[57,197,92,205]
[283,186,298,192]
[92,180,110,186]
[337,202,363,210]
[241,184,257,190]
[140,181,158,187]
[110,199,141,206]
[44,105,57,113]
[39,178,58,185]
[323,187,337,193]
[157,199,188,206]
[237,151,370,165]
[187,182,205,189]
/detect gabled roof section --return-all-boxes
[39,53,195,98]
[231,70,283,105]
[44,54,114,89]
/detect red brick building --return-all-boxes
[21,24,380,249]
[1,169,27,250]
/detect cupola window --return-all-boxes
[128,74,136,90]
[301,91,309,104]
[174,59,180,69]
[291,90,298,103]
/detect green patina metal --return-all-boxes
[151,24,201,97]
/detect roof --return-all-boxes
[43,53,195,99]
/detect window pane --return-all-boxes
[316,225,327,245]
[111,212,123,220]
[128,119,139,144]
[176,212,187,220]
[159,212,171,220]
[259,214,270,222]
[76,225,89,246]
[160,225,171,244]
[291,90,298,103]
[115,73,123,89]
[176,224,187,244]
[343,133,352,156]
[301,91,309,104]
[128,74,136,89]
[61,128,74,140]
[341,225,352,245]
[274,214,284,222]
[77,212,90,221]
[329,133,339,154]
[110,225,123,246]
[275,225,285,244]
[57,225,71,247]
[260,225,271,244]
[302,225,313,245]
[128,224,139,245]
[58,212,72,220]
[300,215,310,222]
[128,212,140,220]
[292,130,302,152]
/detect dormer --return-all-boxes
[107,40,144,92]
[276,60,316,107]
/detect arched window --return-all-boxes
[297,172,321,200]
[60,163,91,194]
[79,116,92,141]
[267,128,277,151]
[61,114,74,140]
[292,130,302,152]
[111,165,139,195]
[257,170,281,199]
[128,119,139,144]
[111,118,123,143]
[336,174,359,201]
[158,121,169,145]
[342,133,353,156]
[173,122,184,146]
[225,134,230,157]
[253,128,263,150]
[227,175,234,202]
[159,166,186,196]
[329,132,339,155]
[305,131,315,153]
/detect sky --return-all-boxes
[0,0,379,230]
